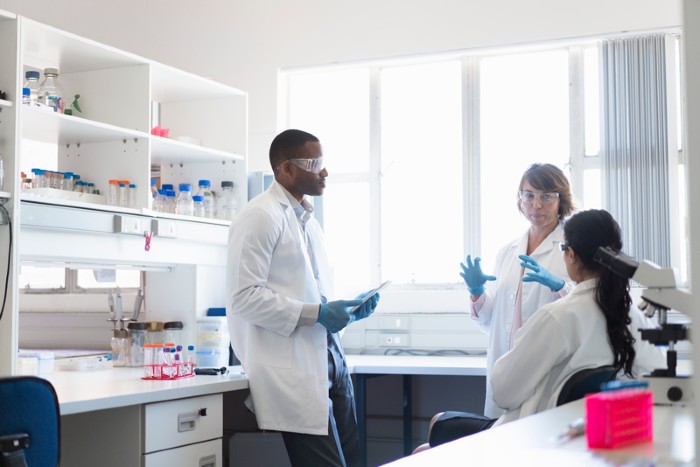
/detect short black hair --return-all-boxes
[269,129,320,174]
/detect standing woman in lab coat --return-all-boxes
[461,163,575,419]
[227,129,379,467]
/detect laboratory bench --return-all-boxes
[383,398,695,466]
[43,367,248,467]
[42,354,688,466]
[39,354,485,466]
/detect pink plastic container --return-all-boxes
[585,389,653,449]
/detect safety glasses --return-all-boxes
[288,157,325,174]
[519,190,559,205]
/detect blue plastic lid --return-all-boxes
[129,183,136,188]
[158,189,167,195]
[151,178,157,186]
[88,182,95,187]
[25,70,40,80]
[166,190,176,197]
[199,179,211,188]
[162,184,174,190]
[119,183,126,187]
[192,195,204,202]
[207,307,227,316]
[601,380,649,391]
[22,87,30,96]
[179,183,192,192]
[63,172,72,179]
[188,345,195,351]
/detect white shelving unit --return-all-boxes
[0,12,248,375]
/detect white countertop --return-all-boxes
[42,366,249,415]
[41,354,686,416]
[40,354,487,415]
[384,399,695,466]
[346,354,487,376]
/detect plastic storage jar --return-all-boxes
[127,321,147,367]
[163,321,184,347]
[196,318,230,368]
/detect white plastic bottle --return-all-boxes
[176,184,194,216]
[217,181,239,221]
[38,68,64,113]
[196,179,215,218]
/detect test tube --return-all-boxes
[128,183,137,209]
[108,180,118,205]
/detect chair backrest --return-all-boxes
[556,365,618,406]
[0,376,60,467]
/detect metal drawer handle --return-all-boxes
[178,412,197,432]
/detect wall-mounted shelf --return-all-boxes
[0,99,13,108]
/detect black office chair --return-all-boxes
[0,376,60,467]
[556,365,618,406]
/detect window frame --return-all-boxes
[279,33,685,312]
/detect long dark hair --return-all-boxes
[563,209,636,376]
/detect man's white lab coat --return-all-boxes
[226,181,335,435]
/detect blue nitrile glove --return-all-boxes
[460,255,497,296]
[519,254,565,292]
[318,299,362,333]
[353,290,381,320]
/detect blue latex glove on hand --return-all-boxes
[460,255,497,296]
[318,300,361,333]
[353,290,381,321]
[519,255,565,292]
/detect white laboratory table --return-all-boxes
[345,354,488,466]
[43,366,249,415]
[382,398,695,466]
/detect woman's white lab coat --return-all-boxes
[471,225,570,418]
[491,279,666,426]
[226,181,335,435]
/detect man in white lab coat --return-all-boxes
[226,129,379,467]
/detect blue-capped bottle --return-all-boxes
[176,183,194,216]
[23,70,41,106]
[196,179,215,218]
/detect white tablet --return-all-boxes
[350,280,391,313]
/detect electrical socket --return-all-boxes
[379,333,410,347]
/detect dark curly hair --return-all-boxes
[563,209,636,376]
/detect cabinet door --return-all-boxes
[143,438,221,467]
[144,394,223,453]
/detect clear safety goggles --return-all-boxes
[519,190,559,205]
[288,157,325,174]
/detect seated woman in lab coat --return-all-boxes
[416,209,666,451]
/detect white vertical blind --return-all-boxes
[602,34,670,266]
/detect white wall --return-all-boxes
[0,0,682,171]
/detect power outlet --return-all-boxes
[379,333,410,347]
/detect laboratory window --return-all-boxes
[280,33,685,309]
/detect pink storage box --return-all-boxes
[585,389,653,449]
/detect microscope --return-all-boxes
[594,247,693,405]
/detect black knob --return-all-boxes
[199,408,208,417]
[667,386,683,402]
